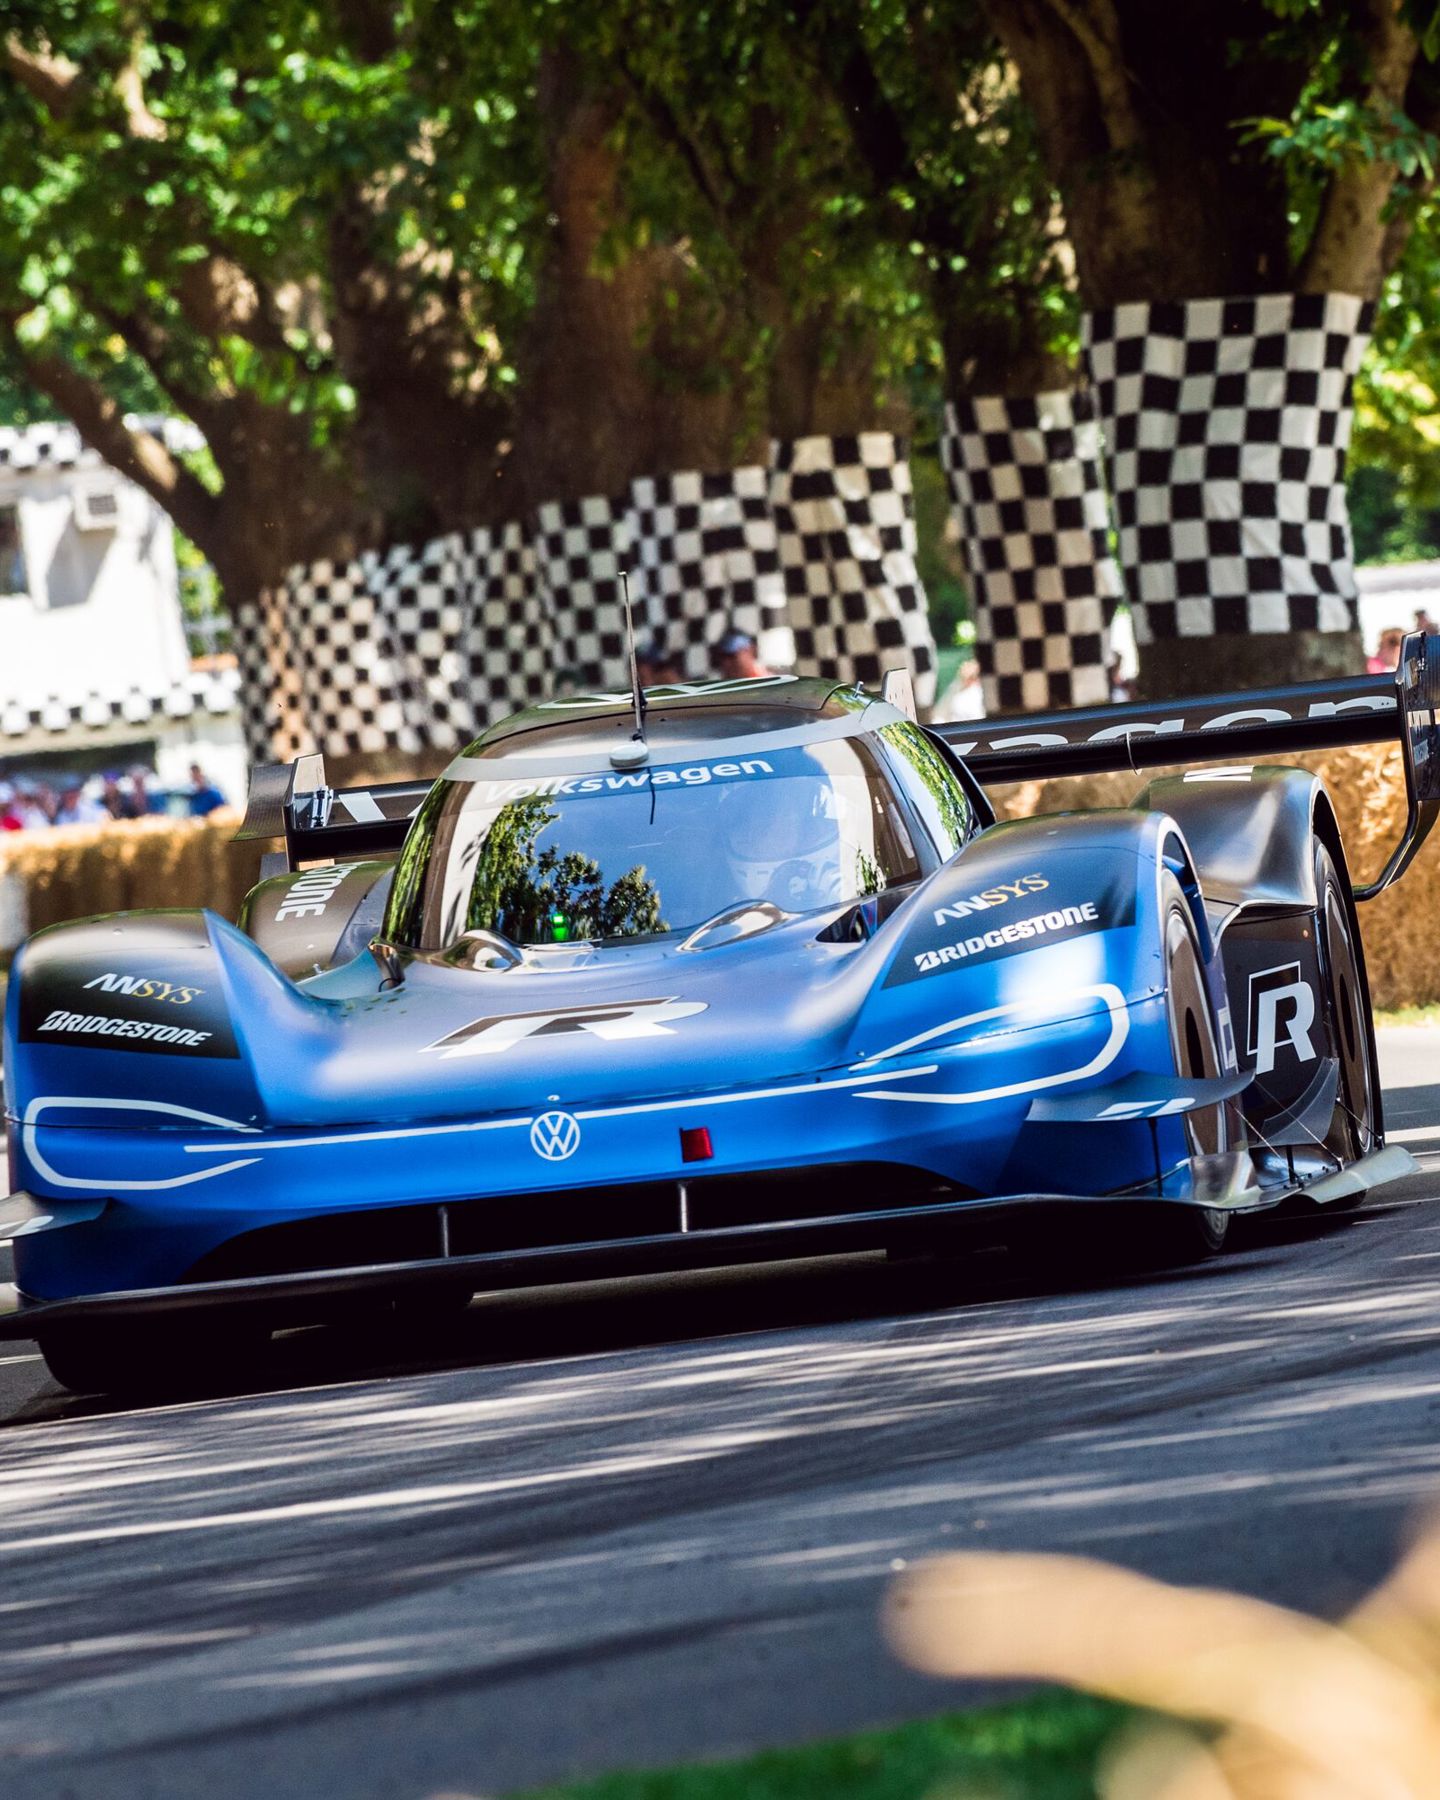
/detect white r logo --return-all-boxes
[424,997,706,1060]
[1248,963,1317,1075]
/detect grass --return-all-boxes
[1373,1003,1440,1027]
[519,1692,1130,1800]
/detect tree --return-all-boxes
[0,1,540,606]
[779,2,1118,710]
[982,0,1440,694]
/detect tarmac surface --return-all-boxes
[2,1030,1440,1797]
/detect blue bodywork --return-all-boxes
[0,683,1256,1326]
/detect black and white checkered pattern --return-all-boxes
[234,562,418,761]
[362,535,472,747]
[940,392,1123,711]
[240,439,940,762]
[1083,292,1373,643]
[458,521,549,722]
[533,495,630,691]
[0,665,241,741]
[0,416,204,473]
[628,467,787,674]
[770,433,937,705]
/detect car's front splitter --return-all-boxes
[0,1173,1280,1342]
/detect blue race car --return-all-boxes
[2,644,1436,1394]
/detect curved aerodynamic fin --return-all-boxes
[1027,1069,1252,1123]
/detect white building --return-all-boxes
[0,419,245,799]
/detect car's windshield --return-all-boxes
[384,738,922,949]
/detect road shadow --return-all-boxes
[9,1193,1384,1428]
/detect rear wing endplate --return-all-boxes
[937,629,1440,901]
[235,752,428,873]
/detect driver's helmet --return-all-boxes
[717,777,844,908]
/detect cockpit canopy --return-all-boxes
[383,734,925,951]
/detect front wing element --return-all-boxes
[0,1141,1415,1342]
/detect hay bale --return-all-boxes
[0,810,265,938]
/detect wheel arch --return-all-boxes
[1133,764,1335,912]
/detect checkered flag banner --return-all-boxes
[238,441,938,761]
[940,392,1122,711]
[458,520,550,722]
[628,467,787,676]
[360,535,471,749]
[770,433,937,706]
[234,563,420,762]
[1083,292,1374,644]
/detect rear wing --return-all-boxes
[936,629,1440,901]
[235,752,427,874]
[236,632,1440,901]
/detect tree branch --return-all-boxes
[1037,0,1143,156]
[11,341,222,552]
[175,255,292,355]
[2,34,82,115]
[615,55,735,236]
[1300,0,1421,294]
[87,297,232,438]
[113,42,166,140]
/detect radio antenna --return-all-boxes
[611,570,650,769]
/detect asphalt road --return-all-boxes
[3,1032,1440,1799]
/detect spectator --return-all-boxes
[99,773,129,820]
[0,782,21,831]
[1107,653,1133,703]
[932,658,985,722]
[636,637,683,687]
[713,628,772,682]
[1415,608,1439,637]
[14,782,53,829]
[1368,625,1406,673]
[125,765,163,818]
[187,762,226,817]
[53,778,106,826]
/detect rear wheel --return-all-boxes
[1315,838,1378,1166]
[1142,874,1231,1263]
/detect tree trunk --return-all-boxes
[980,0,1416,696]
[507,55,759,517]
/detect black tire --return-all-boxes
[1142,874,1231,1264]
[1314,837,1379,1169]
[38,1319,267,1398]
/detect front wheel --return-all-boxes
[38,1318,268,1397]
[1150,872,1232,1262]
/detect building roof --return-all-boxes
[0,416,203,476]
[0,665,241,750]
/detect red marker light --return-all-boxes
[680,1126,713,1163]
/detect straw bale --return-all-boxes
[0,810,264,939]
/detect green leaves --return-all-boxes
[1242,99,1439,181]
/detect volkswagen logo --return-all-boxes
[530,1109,581,1162]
